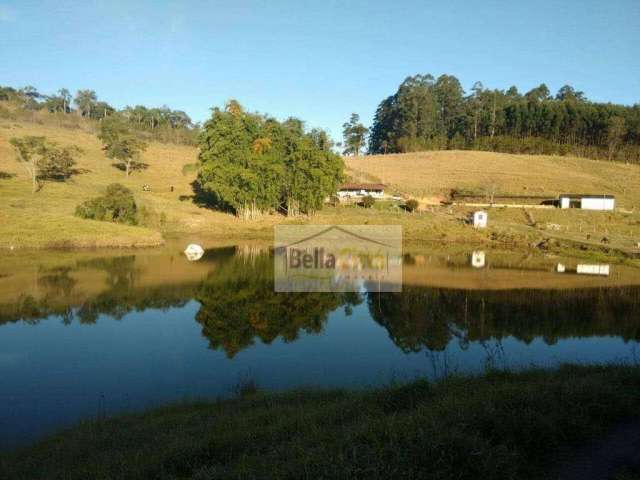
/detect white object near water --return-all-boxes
[472,211,488,229]
[471,251,486,268]
[184,243,205,261]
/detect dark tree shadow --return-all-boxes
[111,162,149,173]
[41,167,91,182]
[180,180,232,212]
[0,171,16,179]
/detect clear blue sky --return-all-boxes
[1,0,638,140]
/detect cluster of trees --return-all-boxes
[0,85,198,145]
[8,116,147,199]
[197,100,344,218]
[8,136,82,192]
[367,74,640,162]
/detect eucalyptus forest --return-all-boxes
[368,74,640,162]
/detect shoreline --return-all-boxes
[2,364,639,479]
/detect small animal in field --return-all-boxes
[601,237,610,244]
[142,184,151,192]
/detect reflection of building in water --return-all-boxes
[470,251,486,269]
[577,264,610,276]
[556,263,610,276]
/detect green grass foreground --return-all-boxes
[2,365,640,479]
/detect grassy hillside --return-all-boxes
[346,150,640,209]
[2,116,640,257]
[0,118,277,248]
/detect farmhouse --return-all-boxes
[558,194,615,211]
[337,183,385,199]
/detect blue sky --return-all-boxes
[1,0,638,140]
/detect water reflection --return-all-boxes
[1,245,639,448]
[2,247,639,357]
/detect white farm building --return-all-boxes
[336,183,385,199]
[559,194,615,211]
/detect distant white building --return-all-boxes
[559,194,615,211]
[336,183,385,199]
[555,263,610,276]
[577,264,610,276]
[472,211,488,229]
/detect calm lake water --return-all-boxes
[1,243,639,449]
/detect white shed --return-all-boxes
[559,194,615,211]
[472,211,488,228]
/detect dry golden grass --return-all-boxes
[2,115,640,258]
[0,118,279,248]
[346,150,640,209]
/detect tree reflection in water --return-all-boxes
[1,249,639,360]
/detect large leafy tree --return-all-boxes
[98,116,148,176]
[197,100,343,218]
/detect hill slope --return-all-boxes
[0,119,277,248]
[2,118,640,255]
[346,150,640,209]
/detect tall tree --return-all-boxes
[607,116,626,161]
[58,88,71,113]
[74,89,97,117]
[98,116,148,177]
[342,113,368,156]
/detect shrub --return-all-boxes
[75,183,138,225]
[361,195,375,208]
[405,199,419,212]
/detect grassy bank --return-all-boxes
[2,365,640,479]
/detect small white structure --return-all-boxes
[184,243,205,262]
[555,263,610,276]
[577,264,610,276]
[336,183,385,199]
[471,251,486,268]
[472,211,488,229]
[559,194,615,211]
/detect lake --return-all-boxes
[1,243,639,449]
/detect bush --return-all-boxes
[75,183,138,225]
[361,195,376,208]
[405,199,419,212]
